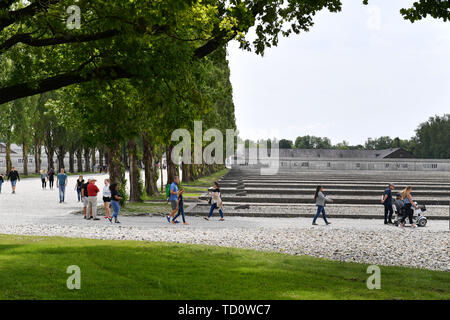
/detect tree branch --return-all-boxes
[0,65,133,105]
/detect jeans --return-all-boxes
[49,177,54,189]
[313,205,329,224]
[173,204,186,223]
[0,181,2,193]
[59,185,66,202]
[384,204,393,222]
[41,178,47,189]
[208,203,224,218]
[11,179,17,187]
[111,200,120,219]
[76,188,82,201]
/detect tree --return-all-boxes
[0,0,345,104]
[279,139,293,149]
[413,114,450,159]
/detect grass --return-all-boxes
[183,168,229,187]
[0,234,448,300]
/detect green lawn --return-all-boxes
[183,168,229,187]
[0,234,448,300]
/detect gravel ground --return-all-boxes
[0,175,448,272]
[0,217,448,272]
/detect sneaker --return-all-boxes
[219,218,225,221]
[166,216,171,223]
[115,221,121,224]
[326,222,331,225]
[93,217,100,221]
[88,216,93,220]
[183,222,189,225]
[312,222,318,225]
[83,216,87,219]
[203,217,209,221]
[171,220,179,224]
[108,217,112,223]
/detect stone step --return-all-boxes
[217,188,450,196]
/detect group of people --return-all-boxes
[0,167,21,194]
[311,183,419,228]
[165,176,224,225]
[75,176,122,223]
[381,184,418,228]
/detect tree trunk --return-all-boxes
[160,155,164,193]
[22,141,28,175]
[98,147,104,168]
[34,137,42,173]
[84,148,90,172]
[5,139,12,173]
[57,146,65,171]
[127,139,141,202]
[108,141,123,185]
[143,133,159,196]
[45,146,55,171]
[91,148,96,172]
[69,147,75,173]
[165,145,177,184]
[76,148,83,172]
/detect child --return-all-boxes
[109,183,122,224]
[312,185,333,225]
[393,193,405,215]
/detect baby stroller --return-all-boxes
[393,202,428,227]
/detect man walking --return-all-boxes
[87,178,100,220]
[381,183,395,224]
[7,167,20,194]
[166,176,181,223]
[56,168,68,203]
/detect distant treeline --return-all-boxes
[246,114,449,159]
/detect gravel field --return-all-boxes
[0,175,448,272]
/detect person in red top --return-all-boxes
[87,178,100,220]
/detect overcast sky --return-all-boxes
[227,0,450,146]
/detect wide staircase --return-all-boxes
[187,167,450,220]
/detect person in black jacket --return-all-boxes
[7,167,20,194]
[0,173,4,193]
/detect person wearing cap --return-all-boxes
[87,178,100,220]
[381,183,395,224]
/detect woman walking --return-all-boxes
[109,183,122,224]
[75,175,84,202]
[0,173,4,193]
[103,179,112,219]
[312,186,333,225]
[400,186,417,228]
[204,182,224,221]
[40,169,48,190]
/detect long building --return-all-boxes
[234,148,450,172]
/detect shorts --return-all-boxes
[81,197,88,207]
[170,200,178,210]
[11,180,17,187]
[103,196,111,203]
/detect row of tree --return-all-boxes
[273,114,449,159]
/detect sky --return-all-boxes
[227,0,450,146]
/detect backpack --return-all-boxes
[165,183,171,198]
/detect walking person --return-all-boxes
[166,176,181,223]
[0,173,4,193]
[109,183,122,224]
[87,178,100,220]
[312,186,333,225]
[103,179,112,219]
[75,175,84,202]
[48,168,55,189]
[81,179,90,219]
[56,168,68,203]
[399,186,418,228]
[204,182,224,221]
[381,183,395,224]
[40,169,48,189]
[7,167,20,194]
[172,189,188,225]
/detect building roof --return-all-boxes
[242,148,415,159]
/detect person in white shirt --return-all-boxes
[102,179,112,219]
